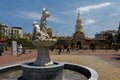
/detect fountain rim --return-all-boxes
[21,62,64,69]
[63,62,98,80]
[0,61,98,80]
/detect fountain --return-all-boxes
[19,8,64,80]
[0,8,98,80]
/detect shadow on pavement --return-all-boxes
[112,57,120,60]
[113,54,120,56]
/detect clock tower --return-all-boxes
[73,11,85,48]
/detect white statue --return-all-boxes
[32,21,41,40]
[40,8,50,31]
[30,8,57,66]
[32,8,51,41]
[32,21,50,41]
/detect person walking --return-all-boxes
[66,45,70,54]
[17,44,23,56]
[0,46,3,56]
[57,44,62,54]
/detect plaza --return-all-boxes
[0,49,120,80]
[0,1,120,80]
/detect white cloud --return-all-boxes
[16,11,63,23]
[77,2,112,13]
[110,13,118,16]
[59,10,75,15]
[48,16,64,23]
[16,11,41,20]
[84,19,95,25]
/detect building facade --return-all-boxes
[95,30,117,40]
[52,12,119,50]
[0,23,23,38]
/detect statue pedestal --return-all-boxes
[32,40,56,66]
[33,47,51,66]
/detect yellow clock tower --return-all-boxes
[73,11,85,48]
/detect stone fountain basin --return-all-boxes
[32,39,57,47]
[0,62,98,80]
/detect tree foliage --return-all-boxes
[0,24,3,39]
[115,32,120,43]
[7,38,29,46]
[6,38,36,49]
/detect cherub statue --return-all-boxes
[32,8,50,41]
[32,21,50,41]
[40,8,50,32]
[32,21,41,40]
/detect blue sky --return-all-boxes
[0,0,120,38]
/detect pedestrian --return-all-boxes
[66,45,70,54]
[83,45,87,50]
[114,44,118,52]
[90,43,95,51]
[17,44,23,56]
[0,46,3,56]
[57,44,62,54]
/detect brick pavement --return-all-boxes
[0,51,37,66]
[0,50,120,80]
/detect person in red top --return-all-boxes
[57,44,62,54]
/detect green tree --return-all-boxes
[7,37,36,49]
[0,24,4,39]
[6,38,13,46]
[115,32,120,44]
[105,33,114,49]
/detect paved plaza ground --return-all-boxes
[0,49,120,80]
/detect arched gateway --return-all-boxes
[77,41,82,49]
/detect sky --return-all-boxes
[0,0,120,38]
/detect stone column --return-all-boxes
[11,41,17,55]
[33,47,51,66]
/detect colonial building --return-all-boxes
[56,11,95,49]
[95,30,117,40]
[72,11,101,49]
[53,11,120,50]
[0,23,23,38]
[72,11,85,48]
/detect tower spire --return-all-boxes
[75,10,83,32]
[77,10,80,20]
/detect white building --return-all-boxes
[1,23,23,38]
[95,30,117,40]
